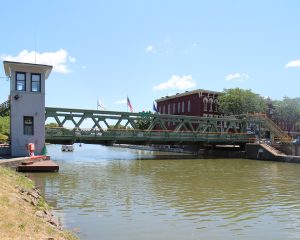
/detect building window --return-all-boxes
[209,98,213,112]
[24,116,34,135]
[16,72,26,91]
[31,73,41,92]
[158,107,161,114]
[178,102,181,113]
[163,105,165,114]
[203,97,208,111]
[188,100,191,112]
[173,103,176,114]
[168,104,170,114]
[214,99,218,112]
[182,101,185,113]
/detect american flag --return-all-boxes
[127,96,133,112]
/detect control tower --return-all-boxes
[3,61,52,156]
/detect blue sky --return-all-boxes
[1,0,300,112]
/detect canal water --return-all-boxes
[31,144,300,240]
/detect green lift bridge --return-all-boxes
[0,101,291,146]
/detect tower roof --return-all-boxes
[3,61,53,80]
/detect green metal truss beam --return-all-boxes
[45,107,291,145]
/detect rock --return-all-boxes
[44,210,53,217]
[31,197,38,206]
[35,210,44,218]
[44,210,52,222]
[28,190,39,199]
[19,187,26,194]
[33,187,41,195]
[21,195,30,203]
[49,217,61,229]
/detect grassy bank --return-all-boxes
[0,166,78,240]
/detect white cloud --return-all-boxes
[225,72,250,82]
[285,59,300,68]
[115,99,127,104]
[68,56,76,62]
[0,49,73,74]
[145,45,156,53]
[153,75,196,91]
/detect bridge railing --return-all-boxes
[245,113,292,143]
[46,127,256,143]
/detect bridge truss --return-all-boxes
[45,107,289,145]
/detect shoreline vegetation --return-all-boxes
[0,166,78,240]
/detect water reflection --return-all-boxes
[30,144,300,240]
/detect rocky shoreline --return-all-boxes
[0,166,77,240]
[16,184,62,230]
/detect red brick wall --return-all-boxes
[157,92,220,117]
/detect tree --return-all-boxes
[0,116,9,136]
[136,111,152,130]
[272,97,300,134]
[0,133,8,143]
[218,88,267,116]
[45,122,59,128]
[107,124,130,130]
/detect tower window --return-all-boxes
[31,73,41,92]
[24,116,34,135]
[16,72,26,91]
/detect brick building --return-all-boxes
[155,89,221,117]
[155,89,300,137]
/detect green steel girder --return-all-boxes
[45,107,291,144]
[44,107,247,134]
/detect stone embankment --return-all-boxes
[16,185,61,229]
[0,166,78,240]
[245,143,300,163]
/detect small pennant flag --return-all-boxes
[97,98,106,110]
[153,102,159,113]
[127,96,133,112]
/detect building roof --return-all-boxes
[3,61,53,80]
[155,89,222,102]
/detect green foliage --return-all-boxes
[0,116,9,137]
[0,133,8,142]
[45,122,59,128]
[136,111,152,130]
[108,124,130,130]
[218,88,267,115]
[272,97,300,133]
